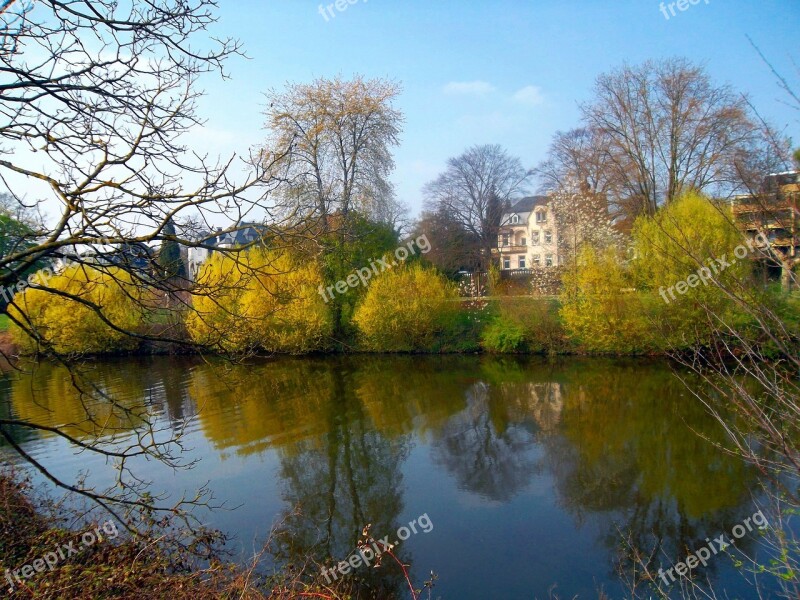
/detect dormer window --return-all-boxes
[536,210,547,223]
[509,214,520,225]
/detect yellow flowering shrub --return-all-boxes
[352,263,458,351]
[186,249,332,353]
[560,246,657,353]
[9,265,145,354]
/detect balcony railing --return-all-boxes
[497,244,527,253]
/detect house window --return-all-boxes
[503,257,510,269]
[521,237,527,246]
[545,254,554,267]
[501,233,509,247]
[536,210,547,223]
[509,214,519,224]
[518,256,526,269]
[544,231,552,244]
[531,231,540,245]
[532,254,541,266]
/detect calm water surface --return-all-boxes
[0,356,773,598]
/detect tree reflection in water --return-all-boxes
[431,381,542,502]
[0,356,768,597]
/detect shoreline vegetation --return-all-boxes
[3,290,798,361]
[3,196,796,361]
[3,289,795,360]
[0,470,429,600]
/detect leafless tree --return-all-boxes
[535,127,615,198]
[371,197,412,238]
[0,0,300,531]
[539,59,769,230]
[424,144,532,269]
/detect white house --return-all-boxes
[496,196,560,271]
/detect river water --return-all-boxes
[0,355,776,598]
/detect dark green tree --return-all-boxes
[0,213,33,267]
[0,195,41,305]
[321,213,399,338]
[157,219,187,279]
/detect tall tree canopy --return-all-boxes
[537,58,777,228]
[262,76,403,231]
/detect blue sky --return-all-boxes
[191,0,800,218]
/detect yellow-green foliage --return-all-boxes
[560,247,656,353]
[186,249,333,353]
[632,192,753,345]
[353,263,458,351]
[9,265,144,354]
[560,193,755,353]
[632,192,749,294]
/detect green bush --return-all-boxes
[481,317,527,353]
[482,297,571,354]
[427,302,483,353]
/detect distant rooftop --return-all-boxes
[508,196,549,214]
[191,223,267,249]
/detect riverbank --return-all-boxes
[0,470,363,599]
[3,289,798,361]
[0,471,220,599]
